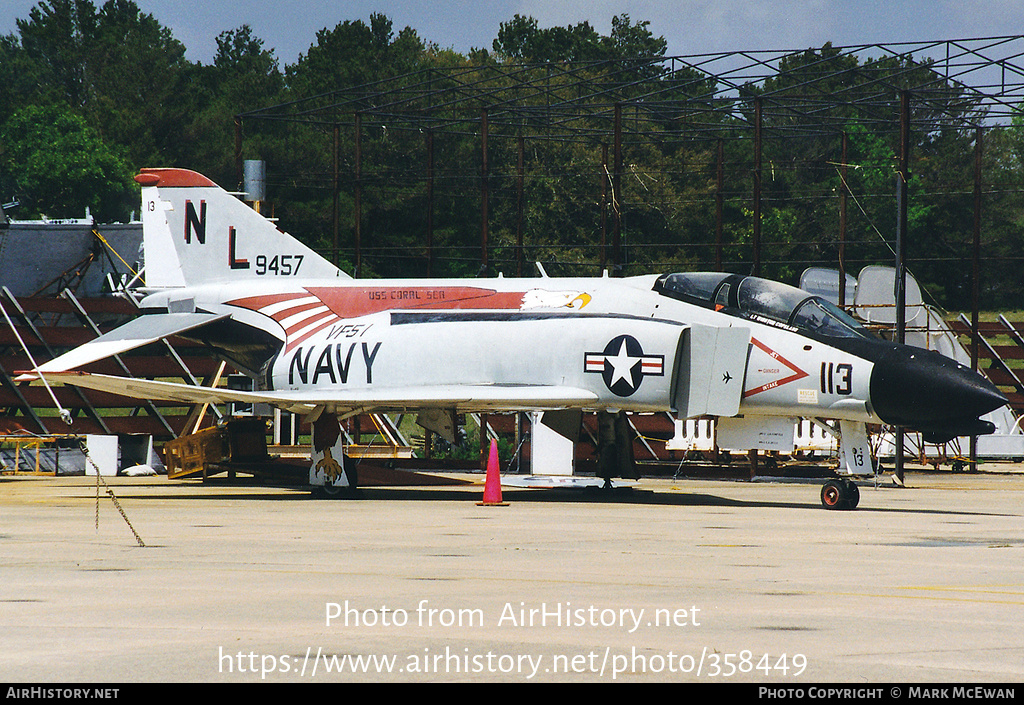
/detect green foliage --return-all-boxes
[284,13,425,97]
[7,0,191,166]
[492,13,666,64]
[2,3,1023,312]
[0,104,134,220]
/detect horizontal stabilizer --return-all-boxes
[31,312,229,374]
[38,371,600,417]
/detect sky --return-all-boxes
[3,0,1024,67]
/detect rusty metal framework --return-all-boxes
[238,36,1024,278]
[236,38,1024,477]
[243,37,1024,131]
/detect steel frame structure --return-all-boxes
[238,36,1024,273]
[237,37,1024,476]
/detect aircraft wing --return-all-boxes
[39,371,600,416]
[31,312,230,374]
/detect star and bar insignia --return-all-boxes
[584,334,664,397]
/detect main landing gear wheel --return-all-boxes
[821,478,860,510]
[318,483,359,498]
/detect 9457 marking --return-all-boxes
[255,254,304,276]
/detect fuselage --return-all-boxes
[128,167,1004,442]
[137,271,1006,439]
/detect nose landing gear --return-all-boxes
[821,478,860,510]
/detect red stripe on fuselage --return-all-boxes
[306,286,525,318]
[228,286,528,350]
[229,292,308,311]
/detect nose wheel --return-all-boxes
[821,478,860,510]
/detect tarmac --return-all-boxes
[2,468,1024,684]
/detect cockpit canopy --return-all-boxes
[654,272,874,340]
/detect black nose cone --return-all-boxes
[869,345,1007,441]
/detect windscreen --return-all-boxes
[655,272,873,340]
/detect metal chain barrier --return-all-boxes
[82,439,146,547]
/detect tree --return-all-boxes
[604,14,667,61]
[0,31,51,118]
[492,15,602,63]
[285,14,425,98]
[492,14,666,64]
[9,0,190,166]
[14,0,94,109]
[79,0,190,165]
[177,25,286,185]
[0,104,134,220]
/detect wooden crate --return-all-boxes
[163,426,229,479]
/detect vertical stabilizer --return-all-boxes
[135,168,345,288]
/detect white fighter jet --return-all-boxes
[28,168,1006,509]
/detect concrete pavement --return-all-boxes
[2,471,1023,683]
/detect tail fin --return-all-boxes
[135,168,345,288]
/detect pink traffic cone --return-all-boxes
[478,438,508,506]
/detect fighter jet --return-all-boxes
[28,168,1007,509]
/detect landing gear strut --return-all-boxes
[820,478,860,510]
[596,410,638,487]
